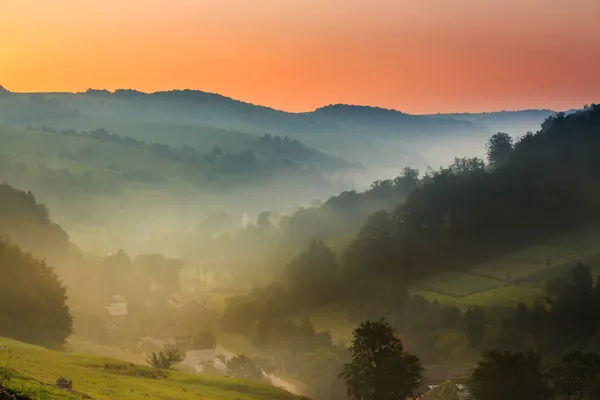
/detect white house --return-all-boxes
[106,294,128,317]
[181,348,228,374]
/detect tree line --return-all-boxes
[25,125,351,183]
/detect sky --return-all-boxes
[1,0,599,114]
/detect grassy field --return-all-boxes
[412,272,506,297]
[0,338,301,400]
[291,226,600,344]
[409,226,600,307]
[0,126,185,176]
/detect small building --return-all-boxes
[142,324,193,351]
[181,348,228,375]
[105,294,128,317]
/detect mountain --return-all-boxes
[78,88,477,136]
[0,87,564,188]
[0,85,11,96]
[0,87,489,180]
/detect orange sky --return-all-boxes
[1,0,599,113]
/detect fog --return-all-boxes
[4,87,593,399]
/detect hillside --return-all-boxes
[0,338,301,400]
[0,124,356,252]
[0,88,494,174]
[0,87,565,197]
[287,225,600,348]
[410,225,600,308]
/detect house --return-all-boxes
[180,348,228,375]
[142,323,193,351]
[415,381,470,400]
[105,294,128,317]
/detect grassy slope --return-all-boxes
[0,125,188,177]
[0,338,300,400]
[292,226,600,344]
[410,225,600,308]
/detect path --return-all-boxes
[215,346,302,396]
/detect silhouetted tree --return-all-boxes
[469,350,550,400]
[227,354,264,381]
[463,306,486,348]
[340,319,423,400]
[0,241,73,348]
[549,351,600,399]
[486,132,513,167]
[285,239,341,307]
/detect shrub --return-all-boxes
[55,376,72,390]
[0,386,33,400]
[147,348,183,370]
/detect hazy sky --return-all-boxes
[1,0,599,113]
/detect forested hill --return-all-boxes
[0,86,561,181]
[344,104,600,283]
[0,183,71,260]
[0,88,477,143]
[93,89,475,134]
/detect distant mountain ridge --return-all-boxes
[1,84,566,119]
[85,87,565,117]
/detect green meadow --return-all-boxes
[0,337,300,400]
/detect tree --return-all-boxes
[462,306,485,348]
[285,239,341,307]
[226,354,264,381]
[340,319,423,400]
[199,359,224,376]
[256,211,271,229]
[449,157,485,176]
[549,351,600,399]
[485,132,513,167]
[147,348,183,370]
[544,262,598,351]
[469,350,550,400]
[0,241,73,349]
[300,348,348,400]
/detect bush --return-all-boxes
[0,386,33,400]
[55,376,72,390]
[147,348,183,370]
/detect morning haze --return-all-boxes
[0,1,599,400]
